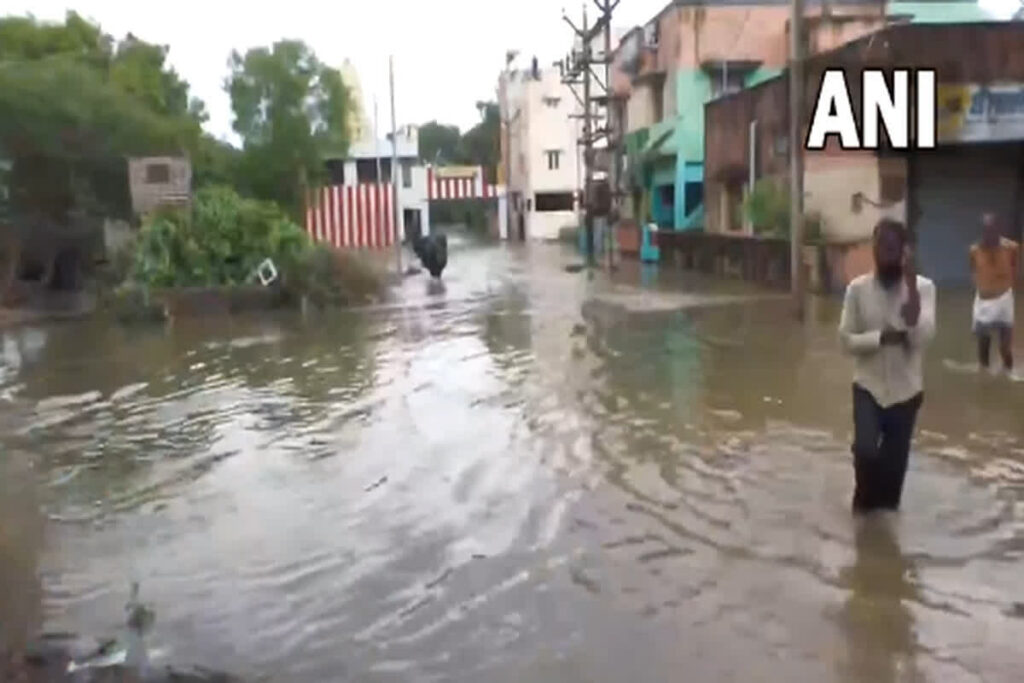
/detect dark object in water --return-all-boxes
[412,234,448,279]
[564,263,585,273]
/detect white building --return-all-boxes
[500,58,583,241]
[322,125,430,242]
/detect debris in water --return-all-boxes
[365,475,388,492]
[564,264,585,273]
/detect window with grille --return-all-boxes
[145,163,170,184]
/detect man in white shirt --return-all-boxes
[838,218,937,514]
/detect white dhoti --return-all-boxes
[972,288,1015,334]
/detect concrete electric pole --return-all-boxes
[389,55,403,275]
[789,0,806,320]
[501,51,520,242]
[562,0,620,270]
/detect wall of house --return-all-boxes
[704,76,788,238]
[501,66,582,240]
[530,211,579,241]
[128,157,191,216]
[803,145,908,245]
[526,70,582,196]
[330,127,429,240]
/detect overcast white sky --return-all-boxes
[7,0,1018,145]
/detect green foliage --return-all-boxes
[455,102,499,183]
[0,58,193,160]
[418,102,499,191]
[419,121,461,164]
[743,178,790,238]
[743,177,826,243]
[191,134,241,190]
[0,13,204,221]
[0,11,111,66]
[227,40,353,217]
[109,34,201,122]
[132,185,309,287]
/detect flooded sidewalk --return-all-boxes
[2,241,1024,681]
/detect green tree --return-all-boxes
[0,12,206,296]
[191,134,240,189]
[456,101,499,183]
[418,121,460,164]
[0,11,111,66]
[109,33,204,124]
[227,40,352,218]
[0,13,204,186]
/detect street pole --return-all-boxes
[582,5,595,267]
[501,52,521,242]
[563,1,619,270]
[389,55,403,275]
[502,65,513,241]
[789,0,805,320]
[603,0,616,272]
[374,98,383,193]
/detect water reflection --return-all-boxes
[426,280,447,297]
[1,245,1024,681]
[0,454,43,663]
[837,518,920,683]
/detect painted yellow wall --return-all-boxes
[804,151,907,244]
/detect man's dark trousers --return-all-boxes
[851,384,924,512]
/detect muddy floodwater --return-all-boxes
[3,242,1024,682]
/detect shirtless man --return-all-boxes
[969,213,1019,373]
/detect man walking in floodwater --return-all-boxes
[839,219,936,514]
[970,212,1018,374]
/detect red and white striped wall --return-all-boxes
[304,183,397,249]
[427,166,502,201]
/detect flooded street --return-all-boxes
[3,241,1024,682]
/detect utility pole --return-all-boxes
[501,51,520,242]
[389,55,403,275]
[789,0,805,320]
[602,1,617,272]
[582,6,594,267]
[563,0,620,270]
[374,96,383,196]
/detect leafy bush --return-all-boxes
[132,185,309,287]
[744,178,790,238]
[743,178,827,244]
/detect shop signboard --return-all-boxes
[937,83,1024,143]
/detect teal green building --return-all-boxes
[621,0,996,233]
